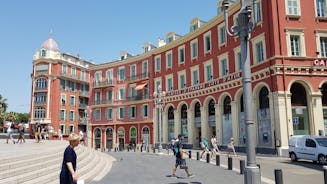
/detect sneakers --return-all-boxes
[171,174,177,177]
[187,174,194,178]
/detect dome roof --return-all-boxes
[41,37,59,51]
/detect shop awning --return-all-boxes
[135,82,147,90]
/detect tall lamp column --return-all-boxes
[153,85,166,153]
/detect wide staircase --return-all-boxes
[0,140,115,184]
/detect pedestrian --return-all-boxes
[16,125,26,144]
[59,129,63,141]
[6,123,15,144]
[171,134,194,178]
[210,135,220,158]
[227,137,237,157]
[200,138,209,159]
[35,123,42,143]
[60,133,80,184]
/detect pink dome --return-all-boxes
[41,38,59,51]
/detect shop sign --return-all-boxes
[314,59,327,66]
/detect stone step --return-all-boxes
[20,146,96,184]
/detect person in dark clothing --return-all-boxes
[171,134,193,178]
[60,133,80,184]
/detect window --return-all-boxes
[71,67,76,77]
[191,66,199,85]
[178,71,186,89]
[321,37,327,57]
[81,70,86,81]
[234,47,242,71]
[70,82,76,92]
[155,56,161,72]
[286,29,305,57]
[166,51,172,68]
[59,125,65,135]
[219,53,229,77]
[70,96,76,106]
[178,46,185,63]
[41,49,46,57]
[61,94,66,106]
[118,87,125,100]
[95,72,102,85]
[166,75,173,91]
[118,107,126,119]
[105,108,113,120]
[35,78,47,90]
[95,91,101,104]
[106,69,113,84]
[154,78,161,92]
[59,109,66,121]
[204,60,213,81]
[130,65,136,78]
[62,64,67,74]
[35,93,46,104]
[94,109,101,120]
[218,24,226,46]
[69,110,75,121]
[251,33,266,63]
[305,139,317,148]
[142,60,148,74]
[129,106,136,118]
[129,86,136,97]
[107,90,113,102]
[34,107,46,118]
[191,39,198,59]
[204,32,212,52]
[316,0,326,17]
[117,67,126,81]
[290,35,300,56]
[286,0,300,16]
[142,104,149,117]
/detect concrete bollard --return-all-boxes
[324,166,327,184]
[189,150,192,159]
[153,148,156,153]
[240,160,245,175]
[228,157,233,170]
[274,169,283,184]
[206,153,210,163]
[196,152,200,160]
[216,155,220,166]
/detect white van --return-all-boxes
[288,135,327,164]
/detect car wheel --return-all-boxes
[290,153,297,161]
[318,155,327,165]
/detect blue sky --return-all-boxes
[0,0,217,113]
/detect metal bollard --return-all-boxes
[140,146,143,152]
[147,147,149,152]
[189,150,192,159]
[153,148,156,153]
[274,169,283,184]
[240,160,245,175]
[206,153,210,163]
[196,152,200,160]
[324,166,327,184]
[216,155,220,166]
[228,157,233,170]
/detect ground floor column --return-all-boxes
[162,110,168,144]
[310,93,324,135]
[153,108,158,145]
[231,101,239,145]
[201,107,209,141]
[187,109,195,145]
[215,104,222,145]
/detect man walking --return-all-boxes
[171,134,194,178]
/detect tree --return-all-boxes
[17,113,29,124]
[6,112,18,124]
[0,95,8,112]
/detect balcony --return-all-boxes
[126,72,149,83]
[79,91,90,97]
[35,87,47,92]
[126,93,149,101]
[93,79,114,88]
[34,101,46,105]
[91,99,113,106]
[78,118,88,125]
[78,104,88,109]
[60,72,90,83]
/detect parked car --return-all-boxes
[289,135,327,164]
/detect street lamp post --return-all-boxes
[86,106,91,147]
[222,0,261,183]
[153,85,166,153]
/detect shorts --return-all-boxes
[175,157,187,169]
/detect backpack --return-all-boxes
[10,123,14,129]
[172,142,179,155]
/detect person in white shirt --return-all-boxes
[79,130,84,145]
[6,123,15,144]
[210,135,220,158]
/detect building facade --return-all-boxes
[31,0,327,156]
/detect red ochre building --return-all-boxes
[30,0,327,156]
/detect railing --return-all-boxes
[78,104,88,109]
[35,87,47,91]
[126,72,149,82]
[79,91,90,97]
[60,72,89,82]
[91,99,113,105]
[93,79,114,88]
[34,101,46,105]
[126,94,149,101]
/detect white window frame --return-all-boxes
[218,52,229,77]
[155,55,161,72]
[70,95,76,106]
[117,67,126,81]
[130,64,137,78]
[117,87,125,100]
[95,71,102,85]
[191,65,199,85]
[69,125,75,134]
[166,51,173,69]
[95,91,102,104]
[106,69,113,84]
[190,39,198,60]
[69,110,75,121]
[71,67,76,77]
[178,45,185,64]
[129,105,137,119]
[251,33,266,64]
[61,94,66,106]
[165,74,174,91]
[178,70,186,89]
[203,31,212,53]
[255,0,263,24]
[203,59,213,82]
[285,0,301,17]
[59,109,66,121]
[105,108,113,120]
[142,104,149,118]
[62,64,67,74]
[94,109,101,120]
[142,60,148,75]
[154,77,162,92]
[118,107,125,119]
[286,28,306,57]
[234,46,242,71]
[59,124,65,135]
[315,0,327,17]
[315,30,327,57]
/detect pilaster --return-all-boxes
[174,110,181,138]
[201,106,209,140]
[187,109,195,145]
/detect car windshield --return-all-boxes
[315,138,327,147]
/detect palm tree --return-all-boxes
[6,112,18,123]
[0,95,8,112]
